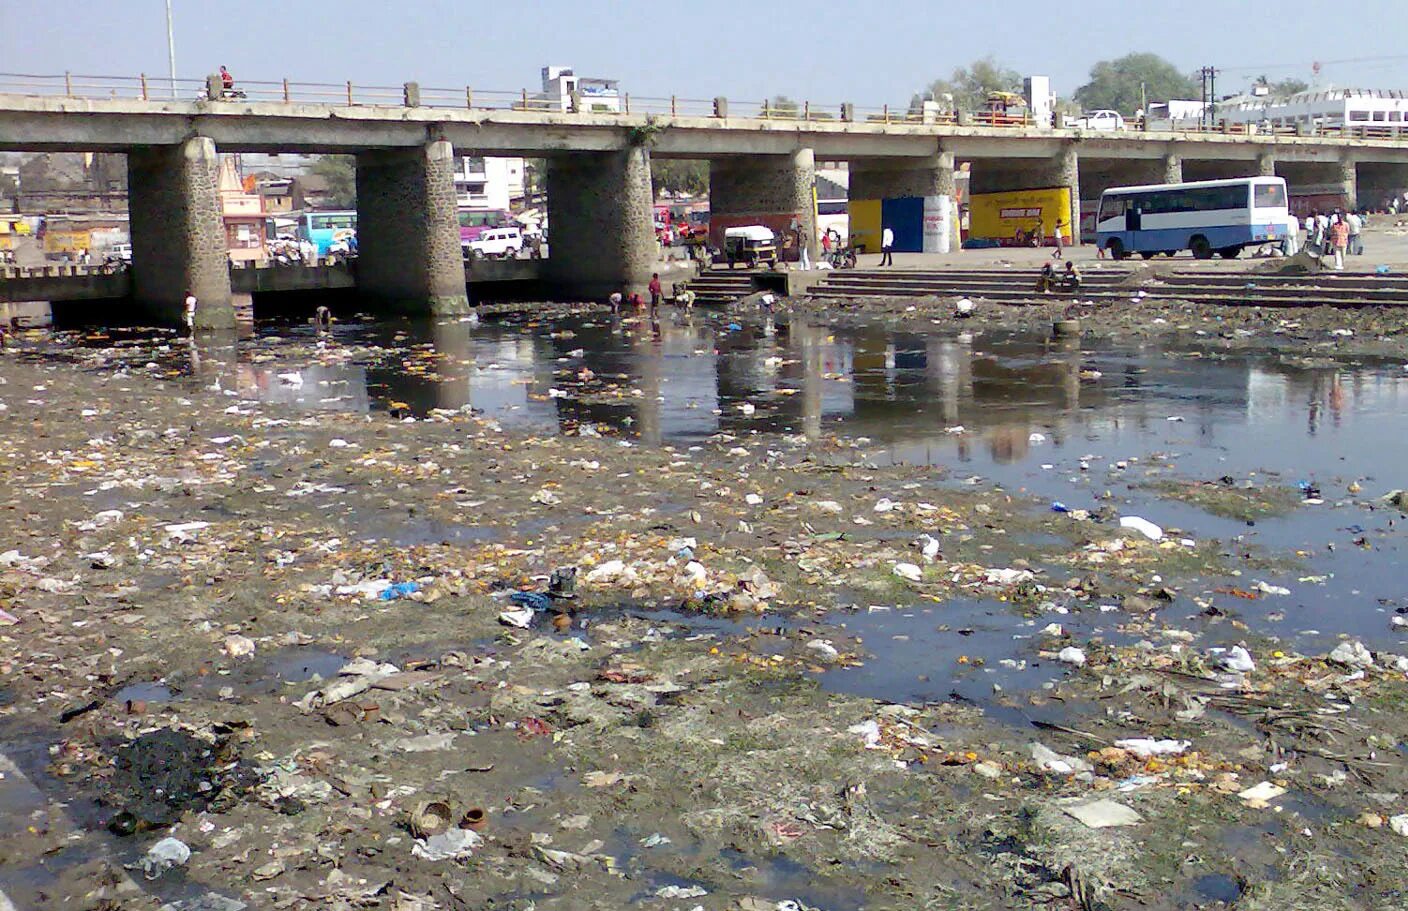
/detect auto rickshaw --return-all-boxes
[979,91,1029,126]
[722,225,777,269]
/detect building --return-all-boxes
[538,66,621,113]
[255,176,296,214]
[454,156,526,211]
[218,157,267,265]
[1220,88,1408,132]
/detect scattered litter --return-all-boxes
[1062,798,1144,829]
[1119,516,1164,541]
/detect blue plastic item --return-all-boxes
[1051,502,1070,513]
[510,591,553,611]
[379,581,420,601]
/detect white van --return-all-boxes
[465,227,524,259]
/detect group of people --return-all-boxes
[607,273,694,316]
[1036,261,1081,293]
[1290,210,1364,270]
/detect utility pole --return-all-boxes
[1199,66,1219,129]
[165,0,177,99]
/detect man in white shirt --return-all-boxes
[1283,214,1301,256]
[879,226,895,266]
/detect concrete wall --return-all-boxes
[126,137,234,328]
[709,149,817,258]
[544,147,656,300]
[848,153,955,200]
[355,140,469,315]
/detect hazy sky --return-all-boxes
[4,0,1406,104]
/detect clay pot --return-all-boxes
[459,807,488,831]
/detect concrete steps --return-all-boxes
[689,271,761,305]
[809,268,1408,309]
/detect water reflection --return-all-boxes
[178,313,1408,487]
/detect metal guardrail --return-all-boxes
[3,71,1408,141]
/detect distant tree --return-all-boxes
[311,155,356,208]
[917,57,1023,113]
[767,95,801,118]
[1074,53,1200,113]
[652,160,708,197]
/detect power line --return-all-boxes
[1219,53,1408,75]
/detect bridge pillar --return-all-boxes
[127,137,234,329]
[1339,156,1358,208]
[709,148,817,261]
[544,147,657,300]
[1162,153,1183,184]
[355,140,469,315]
[848,152,959,252]
[1257,152,1277,177]
[1049,143,1081,246]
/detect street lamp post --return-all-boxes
[165,0,177,99]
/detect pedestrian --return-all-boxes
[608,290,622,314]
[1347,210,1363,255]
[183,290,197,332]
[1315,211,1330,253]
[792,223,811,270]
[1283,212,1300,257]
[1052,218,1066,259]
[821,231,833,259]
[1329,215,1350,270]
[648,273,662,315]
[879,226,895,266]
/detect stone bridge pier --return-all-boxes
[1273,156,1357,213]
[545,147,657,300]
[355,140,469,315]
[708,148,817,259]
[127,137,235,329]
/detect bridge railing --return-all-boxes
[5,71,1408,142]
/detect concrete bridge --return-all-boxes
[0,258,543,310]
[4,73,1407,328]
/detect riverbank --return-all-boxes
[2,311,1408,910]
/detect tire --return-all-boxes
[1218,246,1241,259]
[1106,239,1127,260]
[1190,236,1214,260]
[1140,251,1156,260]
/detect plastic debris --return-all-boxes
[1061,798,1143,828]
[412,827,482,861]
[1238,782,1287,804]
[892,562,923,582]
[1220,646,1256,674]
[137,837,191,880]
[1118,516,1164,541]
[1328,640,1375,669]
[1113,738,1190,758]
[1058,646,1087,667]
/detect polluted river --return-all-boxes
[2,295,1408,910]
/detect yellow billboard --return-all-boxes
[968,187,1072,247]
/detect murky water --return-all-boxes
[33,309,1408,689]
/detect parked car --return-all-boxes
[1064,110,1127,131]
[104,242,132,265]
[464,227,524,259]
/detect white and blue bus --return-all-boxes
[1095,177,1289,260]
[299,210,357,256]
